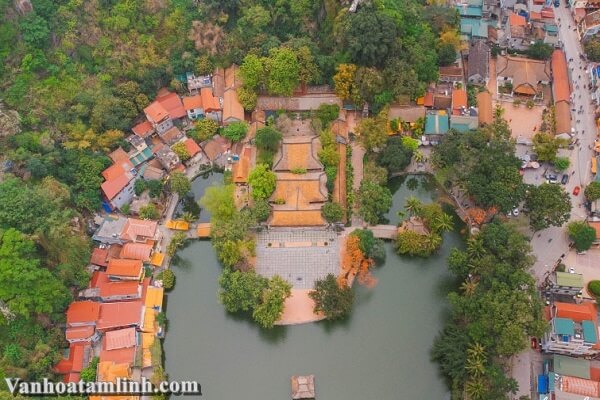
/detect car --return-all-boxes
[554,0,560,6]
[569,267,576,273]
[561,174,569,185]
[513,208,520,216]
[547,174,558,184]
[573,186,581,195]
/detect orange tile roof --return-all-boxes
[541,7,554,19]
[160,126,182,144]
[120,218,158,242]
[145,286,164,309]
[65,326,95,341]
[92,272,141,298]
[196,223,211,238]
[232,147,251,183]
[589,222,600,240]
[90,247,109,267]
[530,11,542,20]
[132,120,154,137]
[184,138,201,157]
[67,301,101,325]
[423,92,434,107]
[509,13,527,26]
[120,243,153,261]
[109,147,129,163]
[270,210,325,226]
[64,373,81,383]
[102,174,132,201]
[224,64,241,90]
[99,346,136,365]
[223,89,244,123]
[552,49,570,103]
[104,327,137,350]
[102,160,134,181]
[144,101,169,123]
[149,252,165,267]
[157,91,186,119]
[182,94,203,111]
[452,89,468,113]
[97,301,143,330]
[477,91,493,125]
[562,376,600,397]
[555,301,597,322]
[106,258,143,279]
[97,361,131,383]
[201,87,220,111]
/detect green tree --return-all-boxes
[218,268,268,313]
[139,203,160,220]
[80,357,99,382]
[356,181,393,225]
[167,232,187,257]
[526,40,553,60]
[525,183,571,231]
[255,126,283,153]
[169,171,191,197]
[250,199,271,222]
[265,47,300,96]
[189,119,219,143]
[222,121,248,142]
[533,133,562,163]
[585,181,600,201]
[378,137,414,174]
[437,43,457,66]
[19,14,50,48]
[309,274,354,320]
[147,180,164,198]
[404,197,422,216]
[315,104,340,129]
[159,269,175,290]
[240,54,265,90]
[322,202,344,223]
[585,39,600,62]
[248,164,277,200]
[171,142,191,161]
[588,280,600,297]
[237,86,258,111]
[252,275,292,329]
[554,156,570,171]
[357,116,387,153]
[568,221,596,252]
[200,185,236,221]
[318,146,340,168]
[0,229,71,317]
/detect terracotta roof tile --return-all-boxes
[102,160,134,181]
[106,258,143,279]
[184,138,201,157]
[182,94,203,110]
[104,327,137,350]
[92,271,141,298]
[67,301,101,326]
[157,92,186,119]
[120,243,153,261]
[132,120,154,137]
[201,87,220,111]
[223,89,244,123]
[232,147,251,183]
[90,248,109,267]
[477,91,493,125]
[509,13,527,26]
[65,326,95,341]
[452,89,468,113]
[97,301,143,330]
[555,301,597,322]
[552,49,570,103]
[101,174,132,201]
[120,218,158,242]
[144,101,169,123]
[109,148,129,163]
[99,346,136,365]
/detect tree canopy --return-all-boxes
[524,183,571,231]
[309,274,354,320]
[568,221,596,252]
[356,181,393,225]
[248,164,277,200]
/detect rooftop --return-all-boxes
[97,301,143,330]
[554,355,591,379]
[156,90,186,120]
[66,301,101,325]
[106,258,143,279]
[131,120,154,137]
[120,242,153,261]
[120,218,158,242]
[556,271,584,288]
[104,327,137,350]
[184,138,201,158]
[90,247,109,267]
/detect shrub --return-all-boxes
[222,121,248,142]
[589,280,600,297]
[290,167,307,174]
[159,269,175,290]
[139,203,159,220]
[134,179,147,196]
[248,164,277,200]
[189,119,219,142]
[251,199,271,222]
[322,202,344,222]
[172,142,190,161]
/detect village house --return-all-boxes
[93,216,128,245]
[579,9,600,41]
[131,120,154,139]
[232,146,252,185]
[99,327,138,366]
[542,302,600,356]
[126,135,153,167]
[186,72,212,94]
[106,258,143,281]
[120,218,160,244]
[159,126,184,145]
[183,137,203,165]
[466,40,490,85]
[438,66,464,83]
[202,135,230,167]
[154,144,181,171]
[504,13,528,50]
[222,64,245,125]
[79,271,142,302]
[496,55,551,99]
[90,247,110,268]
[144,101,172,135]
[100,157,137,211]
[120,242,153,261]
[552,49,572,136]
[96,301,144,332]
[141,164,165,181]
[53,343,91,383]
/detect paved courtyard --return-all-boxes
[255,228,339,289]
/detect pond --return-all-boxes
[173,170,223,222]
[163,174,457,399]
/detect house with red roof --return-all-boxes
[90,247,110,268]
[99,327,138,365]
[101,159,137,211]
[120,242,153,261]
[96,301,144,331]
[106,258,143,281]
[81,271,142,302]
[120,218,159,244]
[131,120,154,138]
[144,101,173,135]
[542,302,600,356]
[53,343,91,383]
[66,301,101,327]
[222,65,244,125]
[65,326,99,344]
[183,94,204,120]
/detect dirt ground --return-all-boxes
[495,101,545,142]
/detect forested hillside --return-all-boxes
[0,0,460,385]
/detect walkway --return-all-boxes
[257,94,341,111]
[370,225,398,240]
[276,289,325,325]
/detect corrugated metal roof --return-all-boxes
[554,355,591,379]
[554,317,575,336]
[583,320,598,344]
[556,272,584,288]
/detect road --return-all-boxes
[528,3,597,284]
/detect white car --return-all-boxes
[512,208,519,216]
[569,267,576,274]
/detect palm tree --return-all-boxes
[467,342,486,361]
[426,233,442,251]
[404,197,422,216]
[466,236,485,260]
[413,149,425,163]
[181,212,196,223]
[460,278,479,297]
[432,212,454,233]
[465,377,486,400]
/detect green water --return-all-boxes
[164,174,456,399]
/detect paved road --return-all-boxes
[528,4,597,284]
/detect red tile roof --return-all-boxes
[67,301,101,326]
[120,242,153,261]
[509,13,527,26]
[54,343,88,376]
[106,258,143,279]
[182,95,203,111]
[157,92,186,119]
[452,89,468,114]
[101,160,135,200]
[184,138,201,158]
[109,148,129,163]
[232,147,251,184]
[65,326,95,341]
[132,120,154,137]
[541,7,554,19]
[555,301,597,322]
[92,271,141,298]
[102,160,134,181]
[97,301,143,330]
[552,49,570,103]
[201,87,220,111]
[99,346,136,365]
[104,327,137,350]
[423,92,434,107]
[120,218,158,242]
[223,89,244,123]
[144,101,169,123]
[90,247,109,267]
[64,373,81,383]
